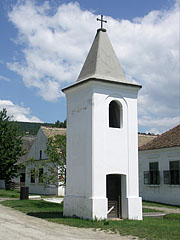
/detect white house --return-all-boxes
[0,135,35,189]
[139,124,180,206]
[0,132,154,188]
[25,126,66,196]
[63,27,142,220]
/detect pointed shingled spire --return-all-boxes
[77,28,131,84]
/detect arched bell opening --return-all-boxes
[109,100,123,128]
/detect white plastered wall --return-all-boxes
[92,81,142,220]
[64,83,94,219]
[139,147,180,206]
[26,128,65,196]
[64,80,142,220]
[0,180,5,189]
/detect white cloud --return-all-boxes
[7,1,96,101]
[139,115,179,134]
[7,0,179,133]
[0,100,43,122]
[0,75,10,82]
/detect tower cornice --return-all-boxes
[62,77,142,93]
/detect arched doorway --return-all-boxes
[106,174,122,218]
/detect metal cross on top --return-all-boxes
[97,15,107,29]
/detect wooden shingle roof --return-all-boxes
[18,136,36,164]
[41,126,66,138]
[139,124,180,151]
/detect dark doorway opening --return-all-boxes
[20,173,25,183]
[106,174,121,218]
[20,173,26,187]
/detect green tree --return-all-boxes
[0,108,25,190]
[63,119,67,128]
[26,134,66,188]
[54,120,66,128]
[54,120,61,128]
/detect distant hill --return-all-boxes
[17,120,66,136]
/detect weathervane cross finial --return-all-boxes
[97,15,107,29]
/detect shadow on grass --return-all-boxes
[27,201,62,208]
[27,211,64,219]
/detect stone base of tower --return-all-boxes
[64,196,142,220]
[63,196,107,220]
[127,197,142,220]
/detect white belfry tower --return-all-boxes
[62,21,142,220]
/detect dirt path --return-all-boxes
[0,204,137,240]
[0,198,19,201]
[143,206,180,214]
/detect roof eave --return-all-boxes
[62,77,142,93]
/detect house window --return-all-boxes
[144,162,160,185]
[149,162,160,184]
[30,168,35,183]
[40,150,42,160]
[163,171,170,184]
[109,100,122,128]
[164,161,180,185]
[170,161,180,184]
[39,168,44,183]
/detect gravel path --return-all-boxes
[143,206,180,214]
[0,198,19,201]
[0,204,137,240]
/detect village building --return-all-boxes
[14,135,36,188]
[62,23,142,220]
[25,126,66,196]
[138,134,157,147]
[0,130,155,191]
[0,135,35,189]
[139,124,180,206]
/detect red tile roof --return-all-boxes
[139,124,180,151]
[138,134,157,147]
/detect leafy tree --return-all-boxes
[54,120,61,128]
[0,108,25,190]
[26,134,66,188]
[54,120,66,128]
[63,119,67,128]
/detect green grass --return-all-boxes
[163,213,180,221]
[0,189,57,199]
[143,201,180,209]
[0,189,20,198]
[0,199,180,240]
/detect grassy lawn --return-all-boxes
[0,189,20,198]
[143,201,180,209]
[0,199,180,240]
[0,189,59,199]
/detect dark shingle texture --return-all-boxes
[139,124,180,151]
[18,136,36,164]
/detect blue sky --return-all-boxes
[0,0,179,133]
